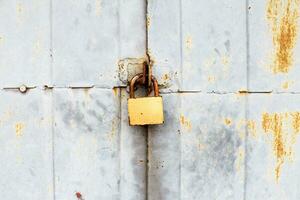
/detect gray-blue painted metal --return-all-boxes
[1,0,300,199]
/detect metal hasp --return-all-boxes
[128,72,164,126]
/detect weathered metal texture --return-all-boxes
[148,0,247,92]
[53,88,147,199]
[53,0,146,87]
[0,1,51,87]
[53,88,120,199]
[148,93,246,200]
[147,0,182,92]
[249,0,300,92]
[0,90,53,199]
[148,94,181,200]
[246,94,300,199]
[120,89,147,200]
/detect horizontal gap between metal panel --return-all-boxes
[2,86,300,95]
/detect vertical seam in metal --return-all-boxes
[118,89,122,200]
[50,0,56,199]
[244,0,250,199]
[145,1,150,200]
[117,0,122,199]
[117,0,121,62]
[179,0,183,199]
[179,0,183,92]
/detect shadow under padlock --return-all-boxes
[128,73,164,126]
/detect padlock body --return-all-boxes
[128,96,164,125]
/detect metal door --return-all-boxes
[147,0,300,200]
[1,0,300,200]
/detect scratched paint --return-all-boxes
[266,0,300,73]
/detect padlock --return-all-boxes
[128,73,164,125]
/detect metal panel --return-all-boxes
[180,93,246,200]
[148,0,247,92]
[0,90,53,199]
[52,0,146,87]
[0,0,51,87]
[53,88,121,199]
[246,94,300,199]
[120,89,147,200]
[53,88,147,200]
[181,0,247,92]
[148,94,181,200]
[147,0,182,92]
[249,0,300,92]
[148,93,246,200]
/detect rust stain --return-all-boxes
[112,87,118,96]
[247,120,257,137]
[261,112,300,181]
[16,2,24,23]
[15,123,25,137]
[208,75,216,83]
[162,74,170,81]
[146,15,151,28]
[281,80,294,90]
[236,147,245,172]
[292,112,300,133]
[224,118,232,126]
[180,115,192,131]
[95,0,101,16]
[262,113,286,181]
[75,192,83,200]
[185,35,193,50]
[281,81,289,89]
[267,0,300,73]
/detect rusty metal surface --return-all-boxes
[1,0,300,199]
[246,94,300,199]
[249,0,300,92]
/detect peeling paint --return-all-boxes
[267,0,300,73]
[15,123,25,137]
[180,115,192,131]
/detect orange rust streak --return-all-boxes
[267,0,300,73]
[292,112,300,133]
[262,113,286,181]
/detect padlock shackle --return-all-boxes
[129,73,159,98]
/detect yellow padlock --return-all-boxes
[128,74,164,126]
